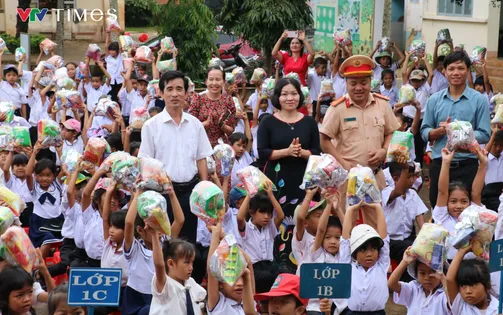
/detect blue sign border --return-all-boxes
[68,267,122,307]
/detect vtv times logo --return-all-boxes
[17,8,118,23]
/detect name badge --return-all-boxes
[344,117,356,122]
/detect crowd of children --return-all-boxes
[0,27,502,315]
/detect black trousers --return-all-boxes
[192,243,209,284]
[429,158,479,208]
[108,83,122,103]
[311,100,318,118]
[48,238,76,277]
[390,233,416,283]
[19,202,33,227]
[414,119,425,166]
[165,176,199,243]
[347,311,385,315]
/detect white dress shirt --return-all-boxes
[101,237,128,286]
[292,227,315,274]
[431,69,449,94]
[105,54,124,85]
[486,153,503,184]
[150,275,206,315]
[207,292,244,315]
[124,238,155,294]
[82,205,104,260]
[393,281,449,315]
[32,180,61,219]
[451,293,499,315]
[6,174,32,204]
[0,81,28,109]
[332,73,347,99]
[84,82,112,112]
[71,203,85,249]
[241,219,278,264]
[307,68,325,101]
[231,151,253,187]
[246,91,274,118]
[139,110,213,183]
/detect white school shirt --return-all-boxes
[382,187,428,240]
[196,218,211,247]
[139,110,213,183]
[432,204,460,260]
[53,137,85,166]
[118,88,129,115]
[32,180,62,219]
[292,227,315,274]
[82,205,104,260]
[20,71,33,96]
[431,69,449,94]
[414,82,431,119]
[251,125,258,159]
[393,281,449,315]
[84,82,112,112]
[128,89,155,112]
[339,236,390,312]
[207,292,244,315]
[72,203,85,248]
[332,73,347,99]
[0,169,4,186]
[485,153,503,184]
[101,237,128,286]
[231,151,253,187]
[6,175,32,204]
[383,167,422,191]
[91,115,114,130]
[379,85,399,107]
[307,68,325,101]
[241,219,278,264]
[197,208,242,247]
[28,90,46,126]
[373,62,400,85]
[451,293,499,315]
[150,275,206,315]
[247,91,274,118]
[0,80,28,109]
[124,238,155,294]
[59,185,74,239]
[105,54,124,85]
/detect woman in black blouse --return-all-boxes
[257,77,320,272]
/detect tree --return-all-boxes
[55,0,64,56]
[110,0,119,42]
[382,0,391,38]
[16,0,31,38]
[218,0,313,74]
[150,0,216,81]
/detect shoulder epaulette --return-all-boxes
[373,93,390,101]
[331,96,346,107]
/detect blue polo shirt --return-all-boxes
[420,86,491,161]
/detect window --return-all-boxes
[0,0,4,13]
[32,0,75,12]
[437,0,472,16]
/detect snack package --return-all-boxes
[137,191,171,236]
[61,149,82,173]
[451,205,497,260]
[0,125,12,151]
[86,44,101,61]
[285,72,301,84]
[334,29,352,45]
[438,43,452,57]
[101,151,130,172]
[95,98,119,117]
[209,58,223,68]
[250,68,267,85]
[57,78,75,90]
[346,165,381,206]
[491,93,503,107]
[410,223,449,272]
[111,155,139,190]
[123,58,134,71]
[46,55,65,69]
[209,234,247,286]
[56,90,83,109]
[137,157,173,194]
[135,46,153,63]
[491,102,503,124]
[398,85,416,104]
[206,155,216,174]
[0,226,37,272]
[386,131,414,163]
[11,126,31,148]
[299,154,348,191]
[106,16,121,32]
[370,80,381,93]
[237,166,277,197]
[225,72,235,85]
[319,80,334,98]
[160,37,176,53]
[213,139,235,177]
[38,119,62,148]
[82,137,110,168]
[157,59,176,73]
[147,79,161,97]
[436,29,452,44]
[190,181,225,225]
[0,206,14,235]
[262,78,275,98]
[0,186,24,217]
[302,86,311,107]
[232,67,247,84]
[446,120,479,152]
[130,107,149,129]
[119,35,135,52]
[15,47,26,62]
[0,101,14,124]
[379,37,392,53]
[470,46,487,64]
[40,38,57,55]
[76,62,87,80]
[409,40,426,60]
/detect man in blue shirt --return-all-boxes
[421,51,491,207]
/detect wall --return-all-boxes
[404,0,423,50]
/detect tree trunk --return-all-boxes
[382,0,392,38]
[264,47,273,76]
[110,0,119,42]
[55,0,64,56]
[16,0,31,38]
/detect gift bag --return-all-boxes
[491,93,503,107]
[101,151,130,172]
[213,139,235,177]
[86,44,101,61]
[209,234,247,286]
[470,46,487,64]
[237,166,277,197]
[130,107,149,130]
[95,98,119,117]
[160,37,176,53]
[302,86,311,107]
[379,37,392,53]
[0,226,37,272]
[0,101,14,124]
[138,191,171,236]
[135,46,153,63]
[76,62,87,80]
[190,181,225,225]
[319,80,334,99]
[386,131,414,163]
[0,125,12,151]
[157,59,176,73]
[56,90,83,109]
[333,29,352,45]
[446,120,479,152]
[111,155,139,190]
[300,154,348,191]
[436,29,452,44]
[119,35,135,52]
[147,79,161,98]
[451,205,497,260]
[123,58,134,71]
[40,38,57,55]
[346,165,381,206]
[209,58,223,68]
[38,119,62,148]
[11,126,31,148]
[137,157,173,194]
[232,67,247,85]
[409,40,426,60]
[250,68,267,85]
[57,78,75,90]
[0,37,5,51]
[399,85,416,104]
[285,72,301,84]
[62,149,82,173]
[106,16,121,32]
[0,186,24,217]
[262,78,275,98]
[438,43,452,57]
[0,206,14,235]
[15,47,26,63]
[491,102,503,124]
[410,223,449,272]
[47,55,65,69]
[82,137,110,168]
[225,73,235,85]
[207,155,216,174]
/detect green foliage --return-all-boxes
[150,0,216,81]
[125,0,154,27]
[3,34,45,54]
[361,0,373,24]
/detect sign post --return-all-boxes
[19,33,30,72]
[68,268,122,315]
[299,263,351,300]
[489,239,503,313]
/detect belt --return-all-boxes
[432,158,478,168]
[172,175,199,189]
[348,310,385,315]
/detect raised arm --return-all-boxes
[312,199,334,253]
[393,41,406,66]
[437,147,455,207]
[167,188,185,238]
[366,202,387,239]
[2,151,13,183]
[471,148,488,206]
[272,31,288,62]
[410,100,422,135]
[124,191,140,252]
[433,41,440,69]
[105,32,111,56]
[81,168,107,211]
[402,51,411,84]
[298,31,315,64]
[96,59,111,84]
[446,245,472,304]
[342,201,362,240]
[295,188,318,242]
[102,181,117,240]
[206,223,224,311]
[237,195,251,236]
[25,141,43,191]
[66,160,83,209]
[266,180,285,228]
[387,163,410,205]
[388,247,416,294]
[331,42,342,78]
[369,40,381,59]
[151,222,167,294]
[481,61,492,96]
[423,54,434,86]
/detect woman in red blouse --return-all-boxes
[272,30,315,86]
[189,66,236,147]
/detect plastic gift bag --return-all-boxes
[137,157,173,194]
[225,72,235,85]
[262,78,275,98]
[346,165,382,206]
[386,131,414,163]
[398,85,416,105]
[0,226,37,272]
[40,38,57,55]
[62,149,82,173]
[46,55,65,69]
[285,72,301,84]
[95,98,119,117]
[147,79,160,97]
[76,62,87,80]
[135,46,153,63]
[0,125,12,151]
[119,35,135,52]
[209,234,247,286]
[160,37,176,53]
[237,166,277,197]
[470,46,487,64]
[82,137,110,168]
[190,181,225,225]
[410,223,449,272]
[438,43,452,57]
[123,58,134,71]
[333,29,352,45]
[491,103,503,124]
[300,154,348,191]
[106,16,121,32]
[409,40,426,60]
[319,80,334,98]
[38,120,62,148]
[138,191,171,236]
[15,47,26,62]
[446,120,479,152]
[491,93,503,107]
[436,29,452,44]
[157,59,176,73]
[101,151,130,172]
[206,155,216,174]
[0,37,5,51]
[0,206,14,235]
[250,68,267,85]
[111,155,139,190]
[451,205,497,260]
[130,107,149,130]
[86,44,101,61]
[302,86,311,107]
[11,126,31,148]
[56,90,83,109]
[232,67,247,84]
[57,78,75,90]
[209,58,223,68]
[0,186,24,217]
[213,139,235,177]
[0,101,14,124]
[379,37,392,53]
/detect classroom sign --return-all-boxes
[489,240,503,313]
[68,268,122,309]
[299,263,351,299]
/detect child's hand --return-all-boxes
[34,248,48,271]
[362,202,382,211]
[55,144,63,157]
[475,147,488,165]
[377,40,382,48]
[347,200,363,213]
[305,187,318,199]
[319,298,331,313]
[264,180,274,194]
[106,180,117,194]
[441,147,455,163]
[210,222,225,240]
[0,113,6,122]
[33,140,43,154]
[429,271,446,282]
[402,246,416,265]
[460,242,473,254]
[97,59,104,67]
[405,50,411,57]
[491,123,499,134]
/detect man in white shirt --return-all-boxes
[139,70,213,243]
